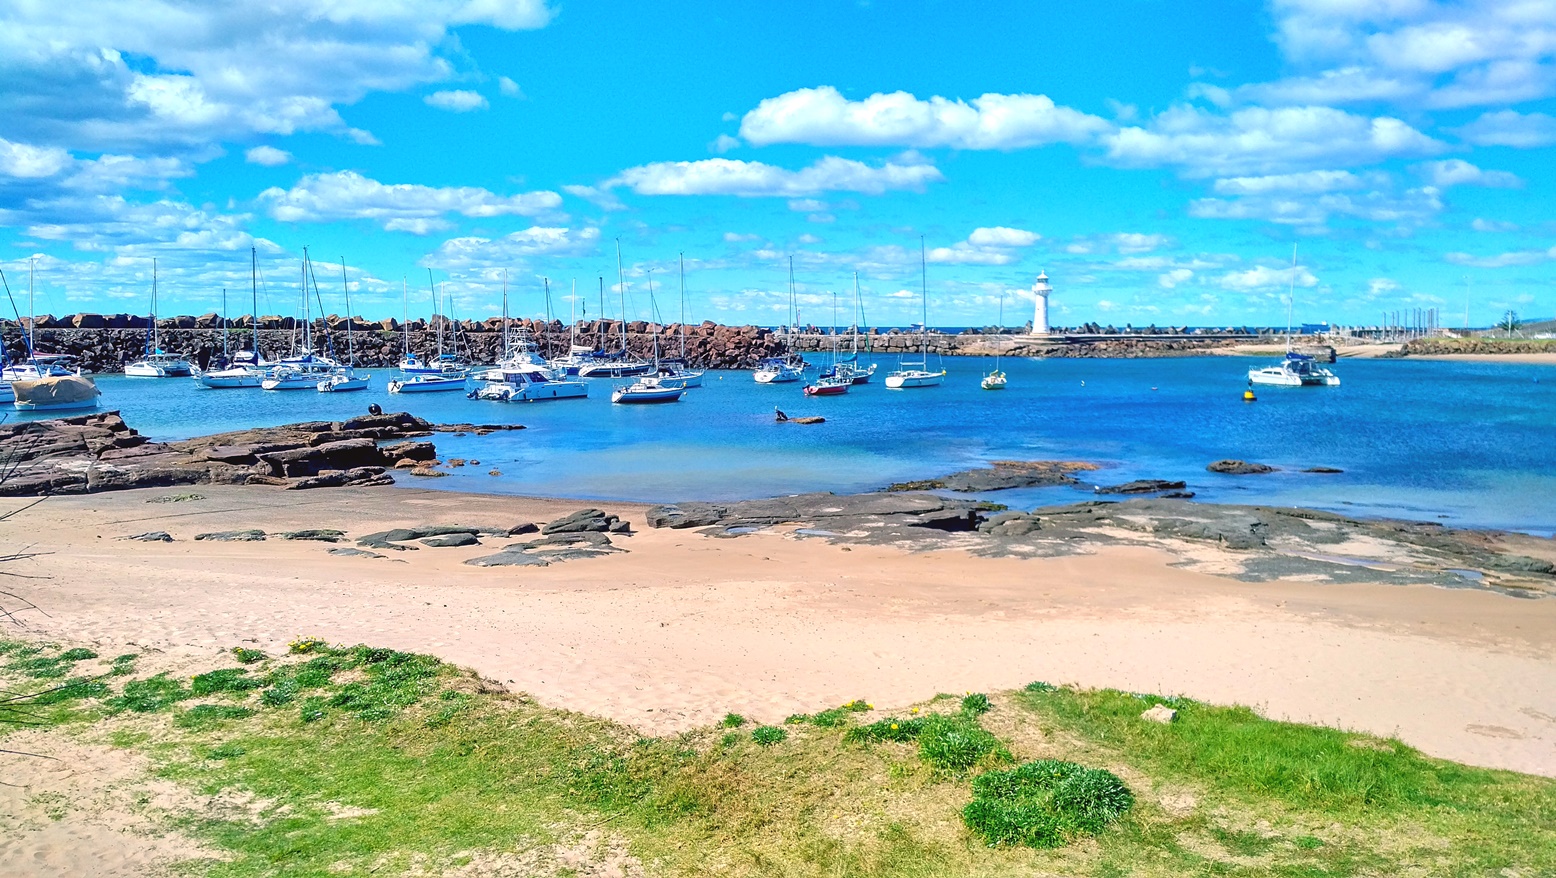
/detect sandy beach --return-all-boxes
[4,483,1554,780]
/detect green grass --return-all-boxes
[3,638,1554,878]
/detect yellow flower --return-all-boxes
[890,723,899,730]
[866,703,874,709]
[910,707,919,714]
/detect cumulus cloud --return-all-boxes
[1102,104,1443,177]
[0,136,191,200]
[244,145,291,166]
[709,134,740,153]
[1242,0,1556,109]
[1445,246,1556,268]
[424,225,602,272]
[1218,264,1319,291]
[1212,170,1375,195]
[1413,159,1522,188]
[1471,217,1518,232]
[1158,268,1195,288]
[1453,110,1556,147]
[425,90,489,112]
[0,1,554,151]
[966,226,1040,247]
[1190,185,1443,228]
[603,155,943,197]
[739,85,1112,149]
[497,76,524,98]
[259,170,563,232]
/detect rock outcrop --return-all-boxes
[0,411,445,496]
[889,460,1100,493]
[1207,459,1278,475]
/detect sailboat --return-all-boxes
[262,250,342,390]
[754,257,807,383]
[612,266,686,404]
[652,254,705,389]
[885,239,947,389]
[822,272,877,385]
[579,241,653,378]
[318,257,369,392]
[981,288,1008,390]
[804,291,851,397]
[125,259,192,377]
[546,279,602,376]
[5,260,99,411]
[1247,246,1340,388]
[198,248,270,388]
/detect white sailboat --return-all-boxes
[754,258,807,384]
[262,250,342,390]
[824,272,877,385]
[125,259,192,377]
[318,257,369,392]
[578,242,653,378]
[1248,246,1340,388]
[613,267,686,404]
[981,288,1008,390]
[804,292,851,397]
[885,239,946,389]
[198,248,270,388]
[653,255,705,389]
[6,261,99,411]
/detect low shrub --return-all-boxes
[845,717,925,744]
[840,699,872,712]
[810,708,849,728]
[961,693,992,715]
[963,759,1133,848]
[918,713,1004,773]
[110,674,192,713]
[191,669,264,697]
[784,713,810,725]
[1024,681,1056,693]
[109,654,139,675]
[288,637,328,655]
[720,713,746,728]
[231,647,267,664]
[752,725,787,746]
[175,704,257,730]
[59,648,98,662]
[30,677,110,705]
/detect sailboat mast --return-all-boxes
[852,271,862,358]
[569,279,577,350]
[501,270,510,355]
[678,253,687,362]
[151,257,158,354]
[615,238,627,356]
[1286,244,1297,351]
[27,259,35,355]
[920,237,929,359]
[543,277,552,358]
[221,288,229,360]
[250,247,258,357]
[340,257,354,366]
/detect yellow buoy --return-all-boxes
[1243,389,1257,401]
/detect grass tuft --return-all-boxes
[963,759,1133,848]
[175,704,257,731]
[30,677,111,705]
[191,668,265,697]
[751,725,787,746]
[845,716,925,744]
[961,692,992,715]
[720,712,746,728]
[230,647,267,664]
[1024,681,1056,693]
[109,673,193,713]
[918,713,1006,773]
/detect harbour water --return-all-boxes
[27,355,1556,535]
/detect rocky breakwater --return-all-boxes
[2,316,799,372]
[1399,337,1556,357]
[0,411,444,496]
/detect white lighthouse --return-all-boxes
[1031,271,1051,335]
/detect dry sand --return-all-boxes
[4,484,1555,784]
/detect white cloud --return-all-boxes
[259,170,563,232]
[1246,0,1556,109]
[1103,104,1443,177]
[796,233,822,245]
[497,76,524,98]
[425,90,489,113]
[1471,217,1518,232]
[1445,246,1556,268]
[1190,185,1443,228]
[788,198,828,212]
[0,138,73,178]
[560,184,626,211]
[1368,278,1400,295]
[1413,159,1522,188]
[425,225,601,273]
[244,145,291,166]
[1159,268,1194,288]
[1111,232,1167,253]
[0,2,554,151]
[1212,170,1374,195]
[1453,110,1556,147]
[709,134,740,153]
[603,155,943,197]
[739,85,1112,149]
[967,226,1040,247]
[1218,264,1319,291]
[0,136,191,200]
[722,232,761,243]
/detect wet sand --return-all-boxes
[4,484,1555,778]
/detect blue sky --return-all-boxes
[1,0,1553,328]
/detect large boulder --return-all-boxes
[1207,460,1277,475]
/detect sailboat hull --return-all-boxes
[197,370,265,388]
[884,370,945,389]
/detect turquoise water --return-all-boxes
[30,356,1556,534]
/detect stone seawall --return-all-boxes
[1400,338,1556,356]
[3,314,1262,373]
